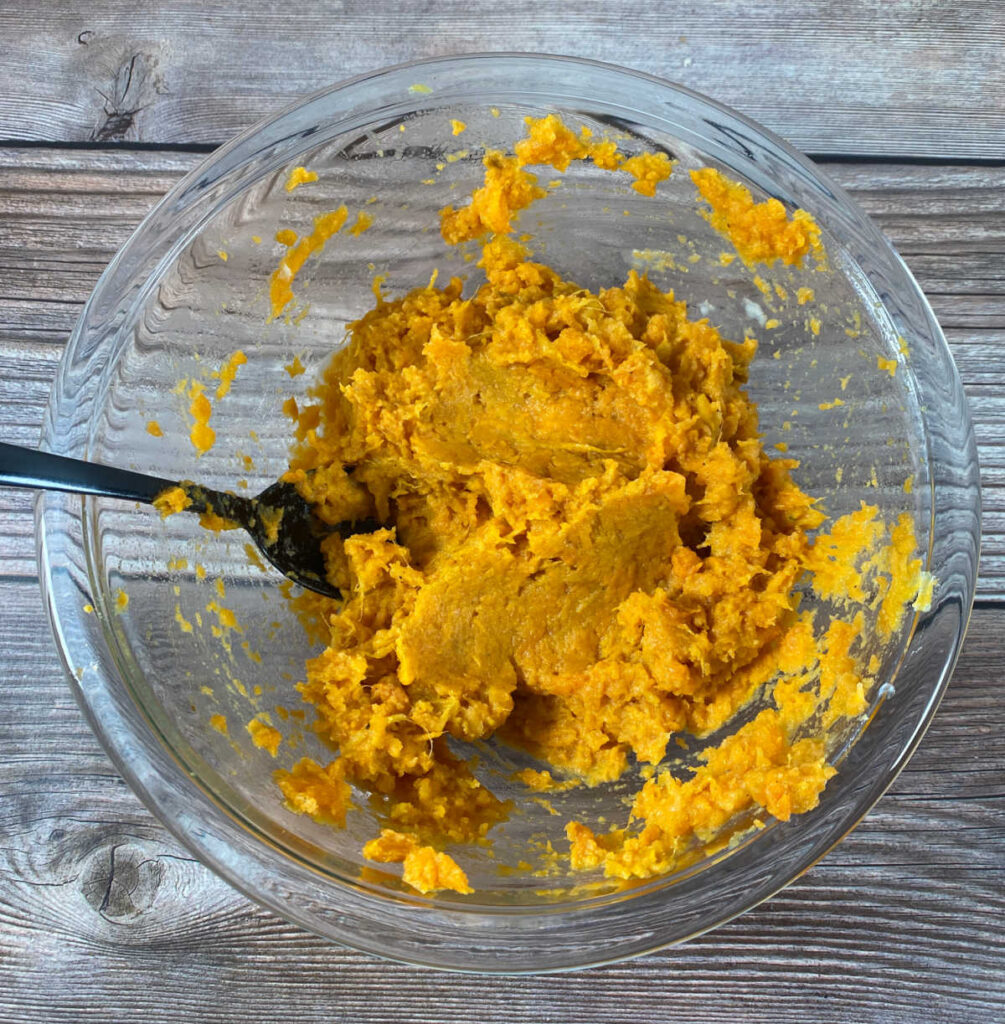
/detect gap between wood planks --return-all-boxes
[2,138,1005,168]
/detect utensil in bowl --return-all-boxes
[1,440,371,597]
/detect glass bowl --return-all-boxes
[37,54,980,972]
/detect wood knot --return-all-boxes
[88,46,165,143]
[81,842,166,922]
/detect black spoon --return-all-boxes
[0,441,374,598]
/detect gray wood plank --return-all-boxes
[0,1,1003,158]
[0,576,1000,1023]
[0,149,1002,593]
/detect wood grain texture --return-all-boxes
[0,150,1001,592]
[0,8,1001,1019]
[0,576,1000,1023]
[0,1,1003,158]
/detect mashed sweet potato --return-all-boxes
[265,116,929,894]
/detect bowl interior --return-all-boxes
[39,55,977,970]
[84,99,925,902]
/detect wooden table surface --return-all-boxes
[1,3,1002,1021]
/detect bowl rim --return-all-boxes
[37,50,981,973]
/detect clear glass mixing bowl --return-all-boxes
[37,54,980,972]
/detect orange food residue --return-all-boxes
[188,381,215,454]
[349,211,373,237]
[441,114,673,245]
[207,599,240,631]
[174,604,193,633]
[214,349,247,399]
[269,207,348,318]
[276,757,350,825]
[878,355,898,378]
[247,717,282,756]
[364,829,472,895]
[691,167,823,266]
[153,486,191,518]
[285,166,318,192]
[621,151,674,197]
[440,152,546,243]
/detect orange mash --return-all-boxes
[691,167,823,266]
[260,117,928,894]
[153,485,192,517]
[188,381,215,454]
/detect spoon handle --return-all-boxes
[0,441,175,504]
